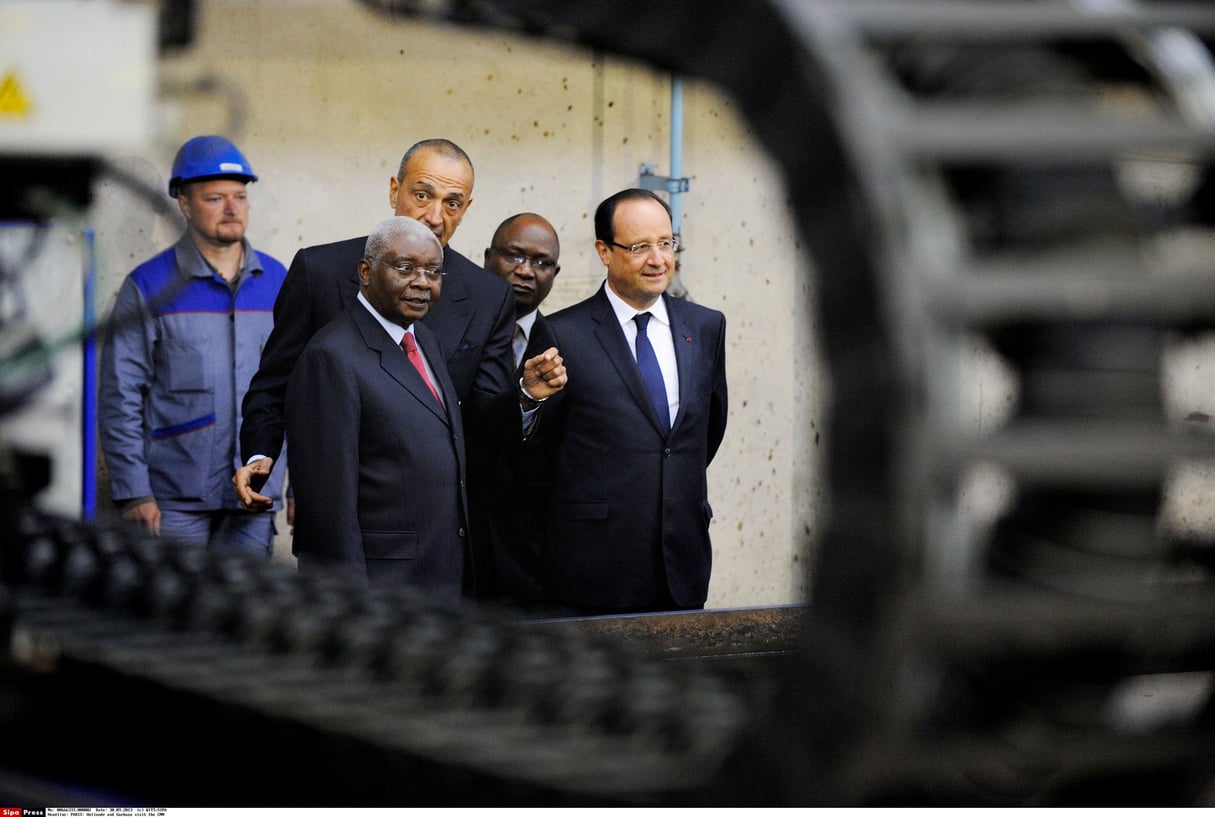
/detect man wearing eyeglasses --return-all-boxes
[234,139,563,594]
[484,213,562,372]
[481,212,562,606]
[285,216,477,589]
[535,189,728,614]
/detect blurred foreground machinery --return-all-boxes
[3,0,1215,806]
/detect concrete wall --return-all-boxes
[18,1,1215,613]
[86,1,822,609]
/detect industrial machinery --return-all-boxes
[2,0,1214,806]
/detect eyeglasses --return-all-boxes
[370,258,445,283]
[490,248,558,272]
[609,238,679,257]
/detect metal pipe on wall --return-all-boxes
[641,73,692,298]
[670,74,685,237]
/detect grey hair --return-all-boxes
[364,216,442,263]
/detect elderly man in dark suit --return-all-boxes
[285,216,563,592]
[538,189,728,614]
[235,139,551,594]
[480,213,562,606]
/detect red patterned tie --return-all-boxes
[401,332,444,408]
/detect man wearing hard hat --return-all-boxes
[98,134,289,554]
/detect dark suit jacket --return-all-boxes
[285,303,468,598]
[241,237,515,597]
[537,286,728,610]
[478,312,558,605]
[241,238,515,464]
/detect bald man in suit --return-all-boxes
[480,213,562,606]
[285,216,564,592]
[236,139,548,596]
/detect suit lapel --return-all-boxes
[351,304,450,425]
[338,269,359,311]
[336,236,365,312]
[422,245,472,356]
[591,286,669,437]
[415,324,458,422]
[667,295,697,433]
[515,312,558,376]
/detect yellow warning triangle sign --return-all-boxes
[0,70,32,118]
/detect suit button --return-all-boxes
[458,528,466,538]
[664,448,672,457]
[459,480,465,488]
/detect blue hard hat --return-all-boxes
[168,134,258,197]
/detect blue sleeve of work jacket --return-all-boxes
[99,275,157,502]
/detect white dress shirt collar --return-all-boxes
[357,290,417,345]
[604,282,670,330]
[516,308,539,339]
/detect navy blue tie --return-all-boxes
[633,312,670,434]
